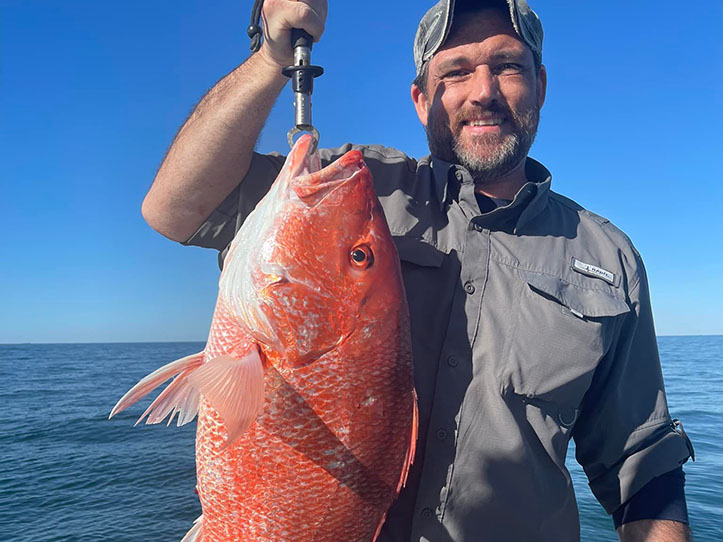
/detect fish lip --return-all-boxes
[292,164,367,208]
[289,133,320,173]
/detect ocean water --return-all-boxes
[568,335,723,540]
[0,337,720,541]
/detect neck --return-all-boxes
[472,158,528,200]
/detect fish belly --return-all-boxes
[195,337,414,542]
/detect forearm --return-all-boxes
[142,49,288,242]
[617,519,691,542]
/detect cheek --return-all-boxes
[439,87,465,113]
[500,78,538,110]
[427,92,460,126]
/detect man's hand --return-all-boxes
[258,0,328,68]
[142,0,328,242]
[617,519,691,542]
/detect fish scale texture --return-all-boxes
[196,299,414,542]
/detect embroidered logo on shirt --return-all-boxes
[571,258,616,285]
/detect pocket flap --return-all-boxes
[519,269,629,318]
[393,236,445,267]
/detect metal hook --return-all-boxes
[287,125,320,151]
[283,29,323,152]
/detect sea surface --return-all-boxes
[1,337,721,541]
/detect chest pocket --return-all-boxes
[499,268,630,418]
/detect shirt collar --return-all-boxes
[429,154,552,232]
[430,154,456,207]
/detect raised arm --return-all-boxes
[142,0,328,242]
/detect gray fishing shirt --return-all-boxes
[184,144,693,542]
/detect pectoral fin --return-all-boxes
[109,351,204,424]
[187,347,265,445]
[110,347,266,444]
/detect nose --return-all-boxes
[469,66,500,107]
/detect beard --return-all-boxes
[426,100,539,184]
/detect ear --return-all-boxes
[411,84,429,127]
[536,64,547,110]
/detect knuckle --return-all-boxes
[294,2,314,19]
[295,4,324,34]
[261,0,325,42]
[263,0,282,13]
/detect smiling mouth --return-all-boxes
[464,118,504,127]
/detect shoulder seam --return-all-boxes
[548,191,631,241]
[547,191,644,292]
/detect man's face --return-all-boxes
[412,9,546,183]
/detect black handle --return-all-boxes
[291,28,313,51]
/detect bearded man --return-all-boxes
[141,0,694,540]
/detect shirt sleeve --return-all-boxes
[571,254,694,514]
[181,152,288,267]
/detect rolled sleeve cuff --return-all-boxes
[589,420,693,514]
[181,206,236,251]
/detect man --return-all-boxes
[142,1,694,540]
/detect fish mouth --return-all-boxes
[291,150,367,206]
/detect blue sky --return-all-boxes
[1,0,721,343]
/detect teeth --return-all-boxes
[468,119,501,126]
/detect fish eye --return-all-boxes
[349,245,374,269]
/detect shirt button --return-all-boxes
[464,281,475,294]
[455,171,463,181]
[447,355,458,367]
[436,428,447,440]
[421,507,433,518]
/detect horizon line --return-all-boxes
[1,334,722,346]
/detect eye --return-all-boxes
[495,63,525,75]
[443,69,469,80]
[349,245,374,269]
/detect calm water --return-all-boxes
[0,337,720,541]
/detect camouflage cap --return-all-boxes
[413,0,544,77]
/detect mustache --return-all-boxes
[426,102,510,131]
[452,102,512,126]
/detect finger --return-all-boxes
[258,0,327,65]
[298,0,328,24]
[285,0,326,42]
[298,0,327,42]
